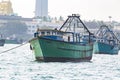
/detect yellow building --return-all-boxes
[0,0,13,15]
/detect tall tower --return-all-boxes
[35,0,48,18]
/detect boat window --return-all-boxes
[50,32,52,35]
[110,41,113,45]
[101,40,103,42]
[52,32,57,35]
[41,32,45,35]
[47,32,50,35]
[68,36,70,42]
[57,32,62,36]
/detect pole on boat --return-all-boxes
[59,14,93,43]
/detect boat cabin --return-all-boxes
[34,28,87,43]
[95,25,120,46]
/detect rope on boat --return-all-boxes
[0,41,29,54]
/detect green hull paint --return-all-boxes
[30,37,93,62]
[93,42,119,54]
[30,38,43,60]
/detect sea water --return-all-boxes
[0,44,120,80]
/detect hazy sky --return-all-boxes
[9,0,120,21]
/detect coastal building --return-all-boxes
[113,26,120,32]
[35,0,48,17]
[26,19,63,35]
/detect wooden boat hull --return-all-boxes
[30,37,93,62]
[93,42,119,55]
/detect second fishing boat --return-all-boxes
[93,25,120,55]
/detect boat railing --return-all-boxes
[96,38,119,46]
[34,29,92,44]
[34,29,63,37]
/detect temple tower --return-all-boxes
[0,0,13,15]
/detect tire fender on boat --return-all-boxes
[30,45,33,50]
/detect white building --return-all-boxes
[26,19,63,35]
[35,0,48,17]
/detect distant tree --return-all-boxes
[59,16,64,21]
[54,17,57,21]
[47,16,52,22]
[0,21,27,38]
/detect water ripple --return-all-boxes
[0,44,120,80]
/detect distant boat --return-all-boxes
[93,25,120,55]
[5,38,23,44]
[0,34,5,46]
[29,14,93,62]
[0,39,5,46]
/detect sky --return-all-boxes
[5,0,120,21]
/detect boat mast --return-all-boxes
[59,14,92,43]
[96,25,120,44]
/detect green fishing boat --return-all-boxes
[29,14,93,62]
